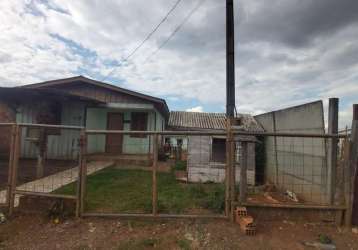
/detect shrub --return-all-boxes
[174,160,187,171]
[199,185,225,212]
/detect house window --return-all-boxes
[211,138,226,163]
[130,112,148,138]
[28,102,62,137]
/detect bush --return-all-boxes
[199,185,225,212]
[174,160,187,171]
[188,184,207,199]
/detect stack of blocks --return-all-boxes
[235,207,256,236]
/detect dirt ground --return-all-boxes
[0,159,77,189]
[0,213,357,250]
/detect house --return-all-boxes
[0,76,169,162]
[167,111,264,185]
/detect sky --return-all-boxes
[0,0,357,129]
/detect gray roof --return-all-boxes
[20,75,169,119]
[168,111,263,132]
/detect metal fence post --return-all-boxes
[152,134,158,216]
[8,125,20,216]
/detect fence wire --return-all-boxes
[0,123,348,216]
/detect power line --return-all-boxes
[144,0,206,63]
[101,0,183,81]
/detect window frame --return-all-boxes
[130,112,148,138]
[210,136,227,163]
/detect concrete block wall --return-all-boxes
[187,135,256,185]
[255,101,329,204]
[188,165,255,185]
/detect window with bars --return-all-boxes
[211,137,226,163]
[130,112,148,138]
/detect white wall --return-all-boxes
[255,101,328,204]
[187,135,256,185]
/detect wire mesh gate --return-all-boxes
[1,123,356,226]
[5,124,83,216]
[79,130,230,219]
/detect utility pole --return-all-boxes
[226,0,236,222]
[226,0,236,118]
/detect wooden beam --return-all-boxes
[345,104,358,227]
[328,98,339,205]
[241,202,347,210]
[229,127,236,222]
[239,141,248,204]
[152,134,158,216]
[85,129,345,138]
[78,130,88,217]
[36,128,46,179]
[14,190,76,200]
[82,212,227,220]
[6,125,16,211]
[225,119,231,219]
[8,125,21,216]
[272,112,279,185]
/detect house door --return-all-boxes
[106,113,123,154]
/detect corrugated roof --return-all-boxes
[168,111,263,131]
[20,75,169,119]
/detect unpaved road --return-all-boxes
[0,214,357,250]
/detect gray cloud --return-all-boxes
[239,0,358,48]
[0,0,357,128]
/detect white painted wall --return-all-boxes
[255,101,328,204]
[187,135,256,185]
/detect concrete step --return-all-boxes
[87,154,153,167]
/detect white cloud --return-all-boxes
[186,106,204,112]
[0,0,357,129]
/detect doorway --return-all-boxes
[106,113,123,154]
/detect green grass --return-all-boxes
[56,167,225,214]
[176,239,192,250]
[117,238,161,250]
[174,160,187,171]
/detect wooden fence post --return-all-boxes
[77,129,87,217]
[152,134,158,216]
[8,125,21,216]
[6,125,16,212]
[229,131,236,222]
[225,118,232,219]
[328,98,339,205]
[239,141,248,204]
[345,104,358,227]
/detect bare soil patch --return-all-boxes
[0,213,357,250]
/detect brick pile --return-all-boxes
[235,207,256,236]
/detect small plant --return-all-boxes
[200,185,225,212]
[318,234,332,244]
[175,160,187,171]
[177,238,191,250]
[189,184,207,199]
[141,238,160,247]
[117,238,160,250]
